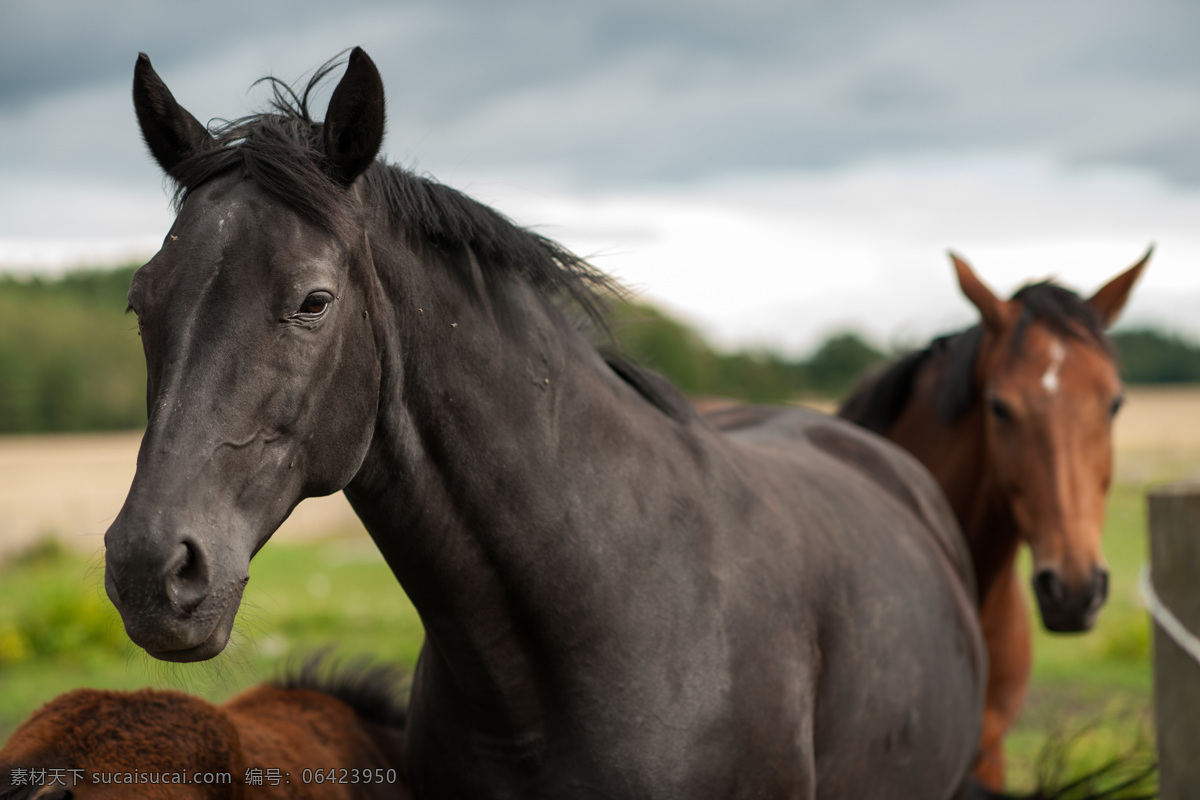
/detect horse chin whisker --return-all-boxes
[83,547,108,583]
[124,635,255,695]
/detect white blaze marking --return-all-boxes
[1042,339,1066,394]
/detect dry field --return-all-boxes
[0,433,366,558]
[1110,385,1200,484]
[0,386,1197,557]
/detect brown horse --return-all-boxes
[0,660,409,799]
[838,249,1150,790]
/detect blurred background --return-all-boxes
[4,0,1200,348]
[2,0,1197,790]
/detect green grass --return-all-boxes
[0,484,1160,793]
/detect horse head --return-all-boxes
[104,49,387,661]
[950,249,1149,632]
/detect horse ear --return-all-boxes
[132,53,211,178]
[1087,245,1152,328]
[323,47,385,185]
[949,251,1008,332]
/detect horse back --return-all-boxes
[707,403,974,593]
[706,404,985,797]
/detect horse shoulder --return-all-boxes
[742,408,970,579]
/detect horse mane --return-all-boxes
[838,346,934,434]
[839,281,1110,432]
[839,329,982,433]
[360,164,618,327]
[1010,281,1112,356]
[275,653,408,732]
[166,55,616,329]
[603,356,696,423]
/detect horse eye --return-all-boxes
[987,396,1013,423]
[1109,395,1124,418]
[126,303,145,335]
[293,292,332,319]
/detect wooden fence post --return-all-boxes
[1147,483,1200,799]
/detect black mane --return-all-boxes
[361,162,616,327]
[276,652,408,731]
[166,56,616,328]
[839,281,1111,433]
[838,328,983,433]
[1010,281,1111,355]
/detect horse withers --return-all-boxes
[103,49,985,798]
[839,249,1148,789]
[0,660,408,799]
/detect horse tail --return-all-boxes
[275,649,409,732]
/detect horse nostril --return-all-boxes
[1093,568,1110,604]
[165,539,210,615]
[1033,569,1066,605]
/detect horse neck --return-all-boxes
[344,234,662,741]
[886,358,1020,602]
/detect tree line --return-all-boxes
[1,265,1198,434]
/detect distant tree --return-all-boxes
[1112,328,1200,384]
[612,302,887,403]
[609,303,719,395]
[0,266,145,434]
[713,351,798,404]
[801,332,887,398]
[8,265,1196,436]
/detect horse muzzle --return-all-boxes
[1031,566,1109,633]
[104,528,248,661]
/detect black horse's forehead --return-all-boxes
[175,177,305,248]
[136,178,346,305]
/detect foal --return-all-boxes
[0,660,409,799]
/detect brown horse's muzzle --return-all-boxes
[1031,566,1108,633]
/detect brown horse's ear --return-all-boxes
[132,53,212,178]
[323,47,385,186]
[1087,245,1152,328]
[950,251,1008,332]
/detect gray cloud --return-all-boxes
[3,0,1200,195]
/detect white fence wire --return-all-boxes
[1140,564,1200,668]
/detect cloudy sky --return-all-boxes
[3,0,1198,352]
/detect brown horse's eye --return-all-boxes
[987,396,1013,423]
[1109,395,1124,418]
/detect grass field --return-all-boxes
[0,386,1196,791]
[0,531,420,737]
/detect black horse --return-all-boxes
[105,49,985,798]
